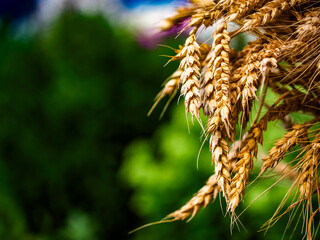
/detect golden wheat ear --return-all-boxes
[297,131,320,200]
[179,27,202,118]
[130,173,219,232]
[238,0,295,33]
[151,0,320,238]
[148,69,182,117]
[260,120,318,175]
[164,174,220,222]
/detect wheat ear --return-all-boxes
[226,0,266,23]
[298,132,320,199]
[165,174,220,221]
[179,28,202,118]
[228,99,301,212]
[148,69,182,116]
[260,121,316,174]
[203,25,233,199]
[240,41,280,125]
[238,0,307,33]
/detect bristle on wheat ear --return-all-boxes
[147,0,320,238]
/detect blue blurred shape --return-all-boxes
[122,0,175,8]
[0,0,37,20]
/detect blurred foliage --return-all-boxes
[0,9,181,240]
[122,98,313,239]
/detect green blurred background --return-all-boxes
[0,2,315,240]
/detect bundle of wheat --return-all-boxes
[149,0,320,238]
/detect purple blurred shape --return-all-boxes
[122,0,184,9]
[137,17,189,49]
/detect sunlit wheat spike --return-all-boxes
[298,131,320,199]
[228,122,263,212]
[165,174,220,221]
[212,25,232,132]
[179,28,202,118]
[238,0,306,33]
[226,0,267,23]
[201,25,234,200]
[148,69,182,116]
[209,128,232,199]
[260,120,317,175]
[201,24,231,120]
[240,41,280,125]
[229,37,266,131]
[228,99,303,212]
